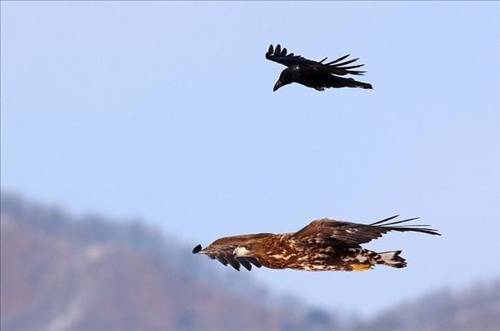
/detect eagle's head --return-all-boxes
[192,244,202,254]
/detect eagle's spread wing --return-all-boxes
[204,243,242,270]
[293,215,440,247]
[195,235,264,271]
[265,44,367,76]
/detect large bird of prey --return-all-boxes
[266,44,373,92]
[192,215,440,272]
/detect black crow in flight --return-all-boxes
[266,44,373,92]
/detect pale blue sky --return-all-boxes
[2,2,499,316]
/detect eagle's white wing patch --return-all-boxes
[233,246,250,257]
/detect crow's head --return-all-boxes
[273,67,299,91]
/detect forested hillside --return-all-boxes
[1,192,498,331]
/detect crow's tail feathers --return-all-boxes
[346,78,373,89]
[331,76,373,89]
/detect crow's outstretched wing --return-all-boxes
[292,215,440,247]
[265,44,319,67]
[265,44,367,76]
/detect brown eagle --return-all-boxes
[192,215,440,272]
[266,44,373,91]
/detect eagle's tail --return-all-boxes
[376,250,407,268]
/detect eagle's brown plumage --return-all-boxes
[192,215,440,272]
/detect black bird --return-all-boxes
[266,44,373,92]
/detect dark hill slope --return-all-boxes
[0,193,336,331]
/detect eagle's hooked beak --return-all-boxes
[273,80,284,92]
[192,244,202,254]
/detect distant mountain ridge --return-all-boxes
[1,192,338,331]
[0,192,268,298]
[350,279,500,331]
[1,192,499,331]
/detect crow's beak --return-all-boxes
[192,244,202,254]
[273,80,283,92]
